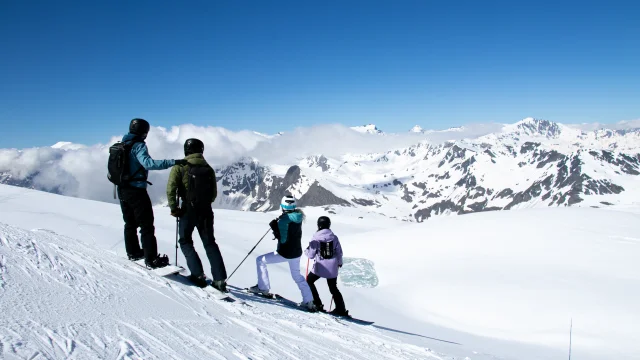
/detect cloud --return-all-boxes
[246,123,505,164]
[0,124,270,205]
[566,118,640,132]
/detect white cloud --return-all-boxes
[566,118,640,132]
[245,123,506,164]
[0,124,270,204]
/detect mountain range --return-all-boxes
[214,118,640,221]
[2,118,639,222]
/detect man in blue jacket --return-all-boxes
[118,118,187,268]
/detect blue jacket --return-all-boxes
[122,133,175,189]
[273,210,304,259]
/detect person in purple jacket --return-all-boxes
[304,216,349,316]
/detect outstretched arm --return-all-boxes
[133,143,175,170]
[335,236,343,266]
[305,239,319,259]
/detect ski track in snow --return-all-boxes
[0,223,444,360]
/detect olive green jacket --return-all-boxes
[166,153,217,211]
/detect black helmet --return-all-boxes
[317,216,331,230]
[184,138,204,156]
[129,118,150,138]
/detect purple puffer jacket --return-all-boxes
[304,229,343,279]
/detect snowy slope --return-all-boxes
[1,184,639,359]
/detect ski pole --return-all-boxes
[175,194,179,266]
[226,228,271,283]
[305,258,310,280]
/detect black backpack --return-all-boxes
[107,141,145,192]
[320,241,334,259]
[185,164,215,209]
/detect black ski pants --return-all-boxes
[118,186,158,262]
[178,206,227,281]
[306,272,346,311]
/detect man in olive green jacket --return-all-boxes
[167,138,228,292]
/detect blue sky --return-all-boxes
[1,1,639,148]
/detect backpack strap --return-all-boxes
[124,140,151,185]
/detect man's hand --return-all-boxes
[170,207,184,217]
[175,159,188,166]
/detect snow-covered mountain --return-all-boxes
[214,118,640,221]
[1,118,639,222]
[1,184,638,360]
[410,125,424,133]
[410,125,465,134]
[350,124,383,134]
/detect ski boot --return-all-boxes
[189,274,208,288]
[247,285,271,297]
[300,301,318,312]
[211,280,227,293]
[146,254,169,269]
[127,250,145,261]
[329,308,349,317]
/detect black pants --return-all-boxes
[306,272,346,311]
[179,206,227,281]
[118,186,157,261]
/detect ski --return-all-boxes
[325,313,374,325]
[172,274,237,303]
[240,287,313,312]
[131,258,184,277]
[233,285,373,325]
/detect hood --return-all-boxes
[185,153,209,166]
[312,229,337,242]
[122,133,144,143]
[285,211,303,224]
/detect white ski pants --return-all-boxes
[256,251,313,303]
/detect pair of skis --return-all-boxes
[130,258,246,305]
[130,259,371,324]
[231,285,374,325]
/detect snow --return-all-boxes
[51,142,87,150]
[1,184,639,359]
[0,185,445,360]
[350,124,383,135]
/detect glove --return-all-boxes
[170,207,185,217]
[269,219,280,240]
[175,159,188,166]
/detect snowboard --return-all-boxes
[131,258,184,277]
[234,285,373,325]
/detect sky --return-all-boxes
[1,0,639,148]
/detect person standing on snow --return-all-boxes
[248,195,317,311]
[166,138,228,292]
[117,118,187,268]
[305,216,349,316]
